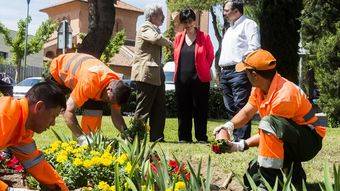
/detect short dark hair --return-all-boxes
[179,8,196,23]
[229,0,244,14]
[25,82,66,109]
[111,80,131,105]
[248,68,277,80]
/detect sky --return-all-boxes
[0,0,219,50]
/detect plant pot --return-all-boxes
[215,129,230,141]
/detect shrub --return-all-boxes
[300,0,340,127]
[121,88,227,119]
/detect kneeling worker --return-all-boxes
[0,82,68,190]
[48,53,131,145]
[213,49,326,189]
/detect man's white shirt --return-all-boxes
[219,15,261,67]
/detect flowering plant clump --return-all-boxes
[0,150,24,175]
[39,140,132,189]
[124,118,148,141]
[211,139,230,154]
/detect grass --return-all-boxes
[34,116,340,187]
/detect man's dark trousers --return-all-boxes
[134,81,166,142]
[220,67,252,141]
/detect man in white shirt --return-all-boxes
[219,0,260,141]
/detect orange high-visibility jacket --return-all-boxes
[50,53,120,108]
[0,97,68,191]
[248,73,326,138]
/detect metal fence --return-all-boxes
[0,64,43,83]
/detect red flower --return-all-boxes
[168,160,177,168]
[211,145,221,154]
[185,172,190,181]
[14,164,24,172]
[150,162,158,174]
[6,157,19,168]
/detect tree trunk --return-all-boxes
[259,0,302,83]
[77,0,116,58]
[15,60,21,83]
[210,5,227,83]
[210,7,222,82]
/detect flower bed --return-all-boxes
[26,136,212,191]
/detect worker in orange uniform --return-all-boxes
[0,82,68,191]
[48,53,131,145]
[213,49,326,190]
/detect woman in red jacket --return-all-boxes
[173,8,215,143]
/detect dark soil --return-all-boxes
[0,173,28,188]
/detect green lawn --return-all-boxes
[34,116,340,186]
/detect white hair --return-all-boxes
[144,4,163,21]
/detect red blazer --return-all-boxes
[173,29,215,82]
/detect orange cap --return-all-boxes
[235,49,276,72]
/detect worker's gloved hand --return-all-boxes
[7,187,32,191]
[213,121,234,140]
[226,139,247,153]
[77,134,93,146]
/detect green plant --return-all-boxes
[320,163,340,191]
[121,88,227,119]
[301,0,340,127]
[100,30,126,64]
[0,17,57,82]
[162,17,175,63]
[245,163,340,191]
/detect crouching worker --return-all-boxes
[213,49,326,190]
[0,82,68,190]
[47,53,131,145]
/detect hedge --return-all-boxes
[119,88,227,119]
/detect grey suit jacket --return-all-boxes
[130,21,172,86]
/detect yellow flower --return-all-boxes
[56,153,68,164]
[101,158,113,166]
[44,148,52,155]
[174,181,185,191]
[125,162,132,173]
[64,146,73,153]
[98,181,110,190]
[91,156,101,166]
[73,158,82,166]
[83,159,93,168]
[69,140,77,145]
[61,142,69,149]
[90,150,101,156]
[109,186,116,191]
[105,145,112,153]
[50,141,61,148]
[116,153,128,165]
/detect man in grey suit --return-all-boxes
[130,4,173,142]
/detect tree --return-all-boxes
[100,30,126,64]
[163,17,175,63]
[77,0,117,59]
[0,17,57,82]
[301,0,340,127]
[258,0,302,83]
